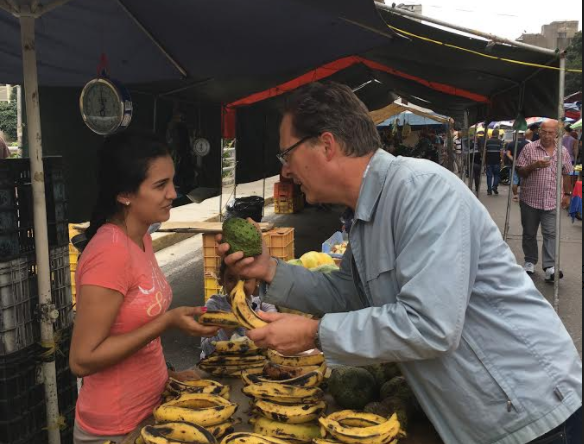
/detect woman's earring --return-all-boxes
[125,201,131,206]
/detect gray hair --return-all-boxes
[282,82,381,157]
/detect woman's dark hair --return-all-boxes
[282,81,381,157]
[565,125,573,132]
[85,131,170,242]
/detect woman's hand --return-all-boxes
[166,307,220,337]
[169,369,204,382]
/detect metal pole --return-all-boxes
[19,11,61,444]
[554,53,567,311]
[461,112,469,181]
[468,127,479,189]
[17,85,23,150]
[447,120,455,172]
[376,3,558,57]
[504,131,520,240]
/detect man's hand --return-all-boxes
[533,159,552,169]
[247,312,320,356]
[216,220,278,283]
[562,195,571,209]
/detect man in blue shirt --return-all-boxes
[220,82,582,444]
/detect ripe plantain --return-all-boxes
[199,311,241,328]
[242,369,324,388]
[140,421,216,444]
[252,416,323,443]
[231,281,268,330]
[266,349,324,368]
[243,382,324,405]
[205,418,242,440]
[253,399,327,424]
[167,378,230,399]
[318,414,402,444]
[212,337,260,355]
[220,433,290,444]
[202,354,266,366]
[153,394,238,427]
[327,410,386,428]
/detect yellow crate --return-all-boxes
[204,273,223,302]
[275,195,304,214]
[69,243,80,309]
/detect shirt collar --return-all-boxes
[354,149,395,222]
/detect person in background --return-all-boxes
[70,132,219,444]
[529,123,541,142]
[506,131,529,202]
[563,125,579,165]
[200,261,277,359]
[485,129,504,195]
[0,132,10,160]
[517,119,574,281]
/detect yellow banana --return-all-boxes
[205,418,242,440]
[140,421,216,444]
[253,399,327,424]
[220,433,290,444]
[242,369,324,388]
[266,350,325,368]
[199,311,241,328]
[313,440,343,444]
[243,382,324,405]
[135,437,145,444]
[204,366,264,378]
[231,281,268,330]
[153,394,238,427]
[318,414,402,444]
[252,416,323,442]
[263,361,326,381]
[167,378,230,399]
[327,411,385,427]
[202,354,266,366]
[212,338,260,355]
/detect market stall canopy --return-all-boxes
[378,111,446,127]
[371,100,449,125]
[0,0,395,90]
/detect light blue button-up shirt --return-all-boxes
[264,150,582,444]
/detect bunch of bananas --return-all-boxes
[220,433,290,444]
[142,383,239,442]
[199,337,267,378]
[317,410,406,444]
[242,350,328,443]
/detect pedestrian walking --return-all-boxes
[486,129,504,195]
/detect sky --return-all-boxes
[387,0,582,40]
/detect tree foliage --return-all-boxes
[565,31,582,96]
[0,100,17,141]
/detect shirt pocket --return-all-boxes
[463,333,525,416]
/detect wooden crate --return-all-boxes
[201,228,295,286]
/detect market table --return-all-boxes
[121,379,443,444]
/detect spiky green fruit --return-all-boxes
[222,217,263,258]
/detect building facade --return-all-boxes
[518,21,580,50]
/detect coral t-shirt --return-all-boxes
[75,224,173,436]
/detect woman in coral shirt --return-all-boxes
[70,132,219,444]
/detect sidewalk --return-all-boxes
[152,175,279,251]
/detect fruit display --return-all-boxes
[222,217,263,257]
[330,242,349,256]
[198,336,267,379]
[298,251,336,269]
[199,311,241,328]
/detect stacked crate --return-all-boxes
[0,158,76,444]
[274,182,305,214]
[202,228,295,301]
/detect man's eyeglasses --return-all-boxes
[277,135,317,166]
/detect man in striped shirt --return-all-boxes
[517,119,574,282]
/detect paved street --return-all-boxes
[158,174,582,370]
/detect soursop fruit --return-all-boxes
[222,217,263,257]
